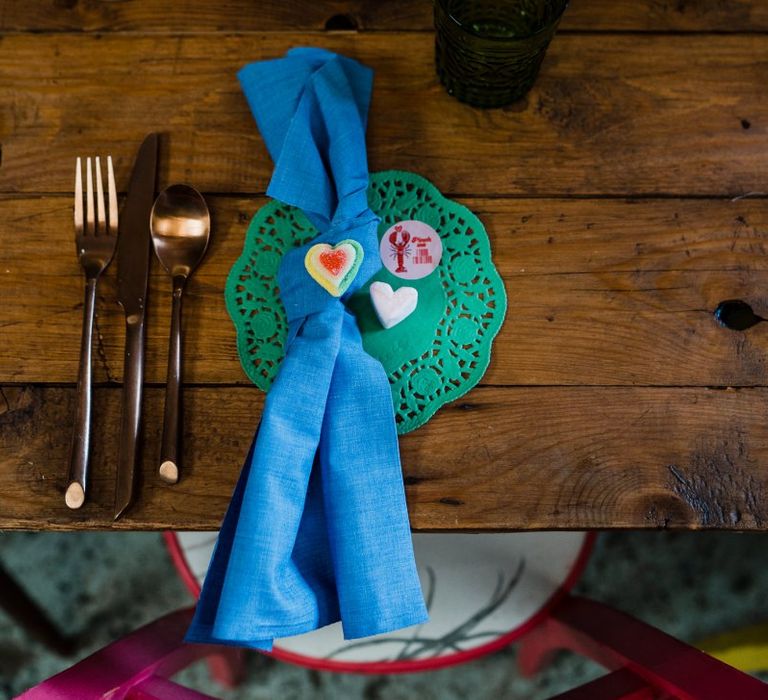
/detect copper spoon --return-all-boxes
[150,185,210,484]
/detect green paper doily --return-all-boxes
[225,170,507,434]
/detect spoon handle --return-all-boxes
[160,276,186,484]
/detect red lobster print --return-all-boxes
[389,225,411,273]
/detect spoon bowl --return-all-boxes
[151,185,210,278]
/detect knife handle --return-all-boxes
[65,277,97,510]
[114,313,145,519]
[159,277,186,484]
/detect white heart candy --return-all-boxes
[370,281,418,330]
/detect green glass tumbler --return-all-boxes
[434,0,568,108]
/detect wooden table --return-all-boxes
[1,1,767,531]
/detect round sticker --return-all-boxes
[380,220,443,280]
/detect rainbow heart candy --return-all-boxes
[304,240,364,297]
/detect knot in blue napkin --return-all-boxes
[186,48,427,650]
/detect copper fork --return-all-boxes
[65,156,118,509]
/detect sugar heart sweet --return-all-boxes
[370,281,418,329]
[304,240,364,297]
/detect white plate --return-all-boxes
[167,531,592,673]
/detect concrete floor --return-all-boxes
[1,530,767,699]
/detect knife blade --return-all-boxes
[114,133,159,519]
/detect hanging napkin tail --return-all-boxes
[186,427,339,649]
[320,315,427,639]
[187,311,344,648]
[184,433,272,649]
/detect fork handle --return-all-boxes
[159,276,186,484]
[65,277,97,509]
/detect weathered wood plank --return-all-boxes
[0,33,765,196]
[2,384,766,531]
[2,195,767,386]
[1,0,765,33]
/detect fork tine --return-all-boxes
[107,156,118,235]
[95,156,106,235]
[85,157,95,236]
[74,157,83,232]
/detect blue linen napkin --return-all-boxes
[186,48,428,650]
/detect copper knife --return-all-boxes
[114,133,159,519]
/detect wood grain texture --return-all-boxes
[1,0,766,33]
[0,33,765,196]
[2,384,766,531]
[3,2,768,533]
[2,195,767,386]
